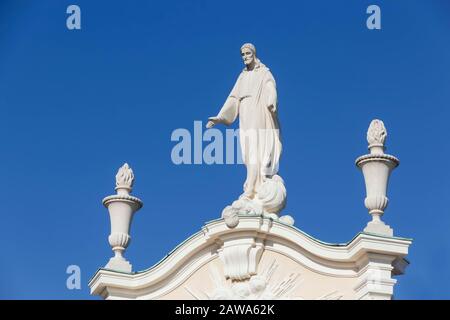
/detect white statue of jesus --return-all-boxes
[207,44,289,225]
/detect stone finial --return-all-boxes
[115,163,134,194]
[103,162,143,273]
[367,119,387,154]
[356,119,399,237]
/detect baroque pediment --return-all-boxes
[89,216,411,300]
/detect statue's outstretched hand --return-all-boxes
[206,116,221,128]
[268,104,277,113]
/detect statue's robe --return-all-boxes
[216,62,282,199]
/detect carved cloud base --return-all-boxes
[222,175,294,228]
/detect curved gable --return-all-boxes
[89,216,411,300]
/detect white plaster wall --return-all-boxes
[155,250,359,300]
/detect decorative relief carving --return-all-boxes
[218,237,264,281]
[184,260,343,300]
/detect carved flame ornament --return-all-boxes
[184,260,342,300]
[367,119,387,148]
[102,163,142,272]
[115,163,135,190]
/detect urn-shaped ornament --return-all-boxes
[356,120,399,236]
[102,163,143,272]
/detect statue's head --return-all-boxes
[240,43,259,67]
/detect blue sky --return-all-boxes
[0,0,449,299]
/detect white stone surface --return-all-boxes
[207,43,287,220]
[367,119,387,153]
[89,53,412,300]
[221,175,287,228]
[115,163,134,192]
[102,163,143,273]
[356,120,399,237]
[89,216,411,300]
[279,215,295,226]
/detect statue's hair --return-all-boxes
[240,43,261,65]
[241,43,256,55]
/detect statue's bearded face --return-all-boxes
[241,48,255,66]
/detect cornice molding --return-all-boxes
[89,216,411,299]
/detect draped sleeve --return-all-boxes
[260,70,282,176]
[216,73,242,125]
[263,71,277,114]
